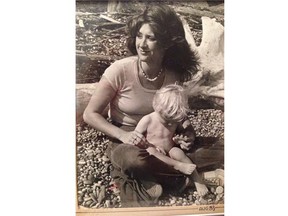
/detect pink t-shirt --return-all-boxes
[102,56,179,126]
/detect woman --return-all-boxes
[83,4,201,207]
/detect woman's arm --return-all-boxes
[83,77,145,145]
[83,77,124,139]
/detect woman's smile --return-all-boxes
[138,48,149,55]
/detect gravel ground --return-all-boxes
[76,109,224,208]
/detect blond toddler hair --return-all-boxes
[152,84,190,122]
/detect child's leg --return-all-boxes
[191,169,208,196]
[169,147,208,196]
[146,147,195,175]
[169,147,194,163]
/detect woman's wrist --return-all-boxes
[116,128,127,142]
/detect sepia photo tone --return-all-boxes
[76,0,224,215]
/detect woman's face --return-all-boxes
[136,23,165,64]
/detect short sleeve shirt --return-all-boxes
[102,56,179,126]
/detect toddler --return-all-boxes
[134,84,208,196]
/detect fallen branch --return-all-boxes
[76,43,102,47]
[95,22,125,29]
[103,26,126,35]
[76,53,120,61]
[99,14,122,24]
[102,11,135,16]
[76,11,133,16]
[76,50,85,54]
[76,12,100,16]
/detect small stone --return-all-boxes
[95,149,101,154]
[87,175,95,181]
[90,194,97,202]
[96,181,102,186]
[204,193,216,201]
[102,156,110,162]
[84,200,93,207]
[84,180,93,185]
[171,196,177,201]
[210,187,216,193]
[78,196,83,203]
[89,201,97,207]
[98,185,106,203]
[84,196,92,201]
[105,200,111,208]
[199,197,208,205]
[216,186,224,194]
[117,195,121,201]
[78,160,86,165]
[87,150,94,156]
[112,198,118,206]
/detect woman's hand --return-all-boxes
[119,130,147,147]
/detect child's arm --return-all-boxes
[134,115,151,148]
[135,115,150,134]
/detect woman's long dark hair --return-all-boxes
[126,4,199,83]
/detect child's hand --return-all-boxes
[180,143,190,151]
[173,134,189,144]
[173,134,194,150]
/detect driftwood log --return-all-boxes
[183,16,224,108]
[76,16,224,123]
[76,83,97,123]
[76,83,110,123]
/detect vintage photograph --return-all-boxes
[75,0,224,215]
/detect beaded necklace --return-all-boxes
[139,60,163,82]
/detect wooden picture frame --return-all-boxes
[76,0,224,215]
